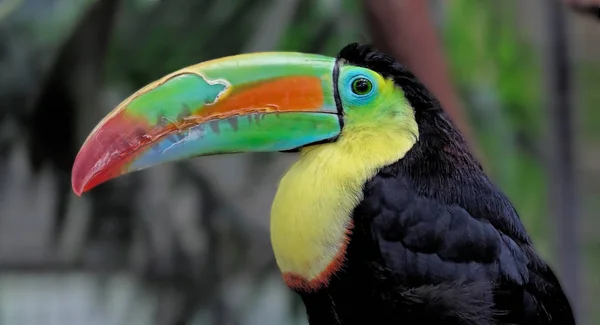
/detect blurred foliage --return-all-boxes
[577,60,600,324]
[443,0,549,256]
[444,2,599,322]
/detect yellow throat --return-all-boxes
[270,113,418,292]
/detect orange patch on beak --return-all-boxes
[187,76,327,123]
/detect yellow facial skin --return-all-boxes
[270,65,419,292]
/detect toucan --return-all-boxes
[71,43,575,325]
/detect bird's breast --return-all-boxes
[269,126,417,292]
[270,151,364,292]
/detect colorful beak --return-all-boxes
[72,53,340,195]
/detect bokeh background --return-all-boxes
[0,0,598,324]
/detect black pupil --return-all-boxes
[353,78,371,94]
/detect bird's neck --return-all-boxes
[270,120,418,292]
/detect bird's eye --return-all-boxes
[351,78,372,96]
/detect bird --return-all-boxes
[71,43,575,325]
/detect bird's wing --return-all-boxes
[368,188,575,324]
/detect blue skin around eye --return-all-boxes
[339,68,378,107]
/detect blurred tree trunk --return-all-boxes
[361,0,475,149]
[564,0,600,20]
[543,0,583,322]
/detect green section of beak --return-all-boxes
[72,52,341,195]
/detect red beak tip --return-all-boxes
[71,162,115,197]
[71,162,90,196]
[71,177,85,196]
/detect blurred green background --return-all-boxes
[0,0,598,324]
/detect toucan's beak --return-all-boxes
[72,53,340,195]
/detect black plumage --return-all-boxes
[298,44,575,325]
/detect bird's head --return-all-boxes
[71,43,422,196]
